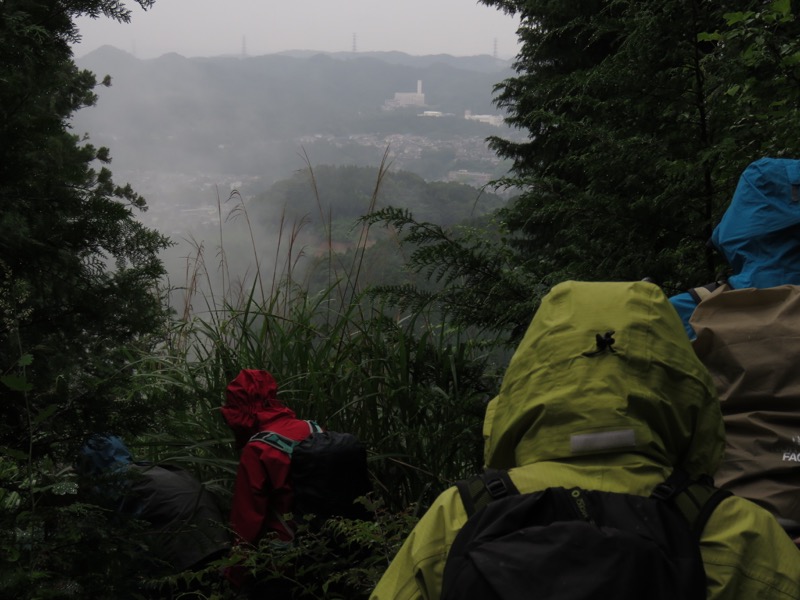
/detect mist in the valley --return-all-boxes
[70,46,520,310]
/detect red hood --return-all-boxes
[221,369,298,448]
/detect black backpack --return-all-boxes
[441,469,730,600]
[249,421,372,524]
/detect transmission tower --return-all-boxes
[352,32,358,53]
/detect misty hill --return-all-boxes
[250,164,508,293]
[71,46,516,179]
[258,164,506,234]
[155,164,507,302]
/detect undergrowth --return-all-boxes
[1,154,505,598]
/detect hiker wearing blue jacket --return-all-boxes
[668,157,800,545]
[670,157,800,338]
[77,434,231,573]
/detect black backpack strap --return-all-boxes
[455,469,520,517]
[306,420,323,434]
[674,481,732,539]
[651,470,732,539]
[251,422,320,452]
[688,281,723,304]
[687,280,732,304]
[249,430,298,454]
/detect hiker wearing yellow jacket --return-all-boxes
[371,281,800,600]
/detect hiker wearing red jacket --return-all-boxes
[221,369,317,545]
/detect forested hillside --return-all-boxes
[259,165,505,231]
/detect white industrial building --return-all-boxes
[383,80,426,110]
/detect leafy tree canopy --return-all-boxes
[479,0,800,292]
[0,0,170,457]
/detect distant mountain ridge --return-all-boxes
[77,45,513,73]
[72,45,514,179]
[74,45,512,128]
[273,49,513,73]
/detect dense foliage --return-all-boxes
[480,0,800,292]
[0,0,169,454]
[0,1,176,597]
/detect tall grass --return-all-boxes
[0,156,506,599]
[135,156,502,513]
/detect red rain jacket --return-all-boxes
[221,369,316,544]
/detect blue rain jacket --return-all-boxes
[670,157,800,337]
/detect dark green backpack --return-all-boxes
[441,469,730,600]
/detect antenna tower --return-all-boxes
[352,32,358,53]
[242,36,247,58]
[493,37,498,59]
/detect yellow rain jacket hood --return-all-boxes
[485,280,724,477]
[372,281,800,600]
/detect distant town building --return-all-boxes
[464,110,504,127]
[447,169,493,187]
[383,80,426,110]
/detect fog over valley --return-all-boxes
[70,46,520,303]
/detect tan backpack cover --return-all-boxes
[690,284,800,527]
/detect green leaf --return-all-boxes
[0,446,29,461]
[723,11,754,25]
[0,375,32,393]
[1,546,20,563]
[783,51,800,67]
[770,0,791,18]
[31,404,58,427]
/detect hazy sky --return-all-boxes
[73,0,522,60]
